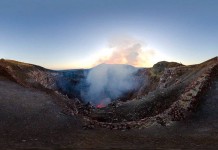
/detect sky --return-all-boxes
[0,0,217,69]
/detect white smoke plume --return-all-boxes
[83,63,139,105]
[81,36,153,105]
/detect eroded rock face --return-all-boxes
[27,69,58,89]
[55,69,88,99]
[0,59,59,90]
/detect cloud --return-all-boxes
[95,36,156,67]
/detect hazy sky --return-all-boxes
[0,0,217,69]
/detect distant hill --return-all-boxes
[152,61,184,74]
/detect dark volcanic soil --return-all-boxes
[177,76,218,135]
[0,75,218,149]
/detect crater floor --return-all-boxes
[0,75,218,149]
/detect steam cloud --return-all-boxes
[83,64,139,105]
[96,36,156,67]
[58,37,152,106]
[81,37,152,105]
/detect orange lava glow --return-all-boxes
[96,103,105,108]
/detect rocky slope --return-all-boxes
[85,57,218,129]
[0,59,58,89]
[0,57,218,149]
